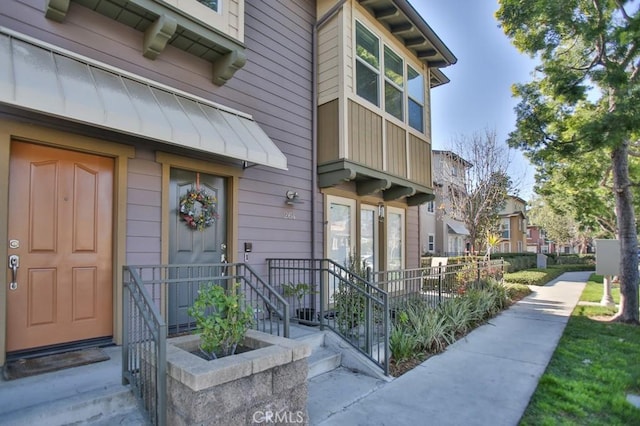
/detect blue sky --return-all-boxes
[410,0,539,199]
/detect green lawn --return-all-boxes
[519,278,640,425]
[580,274,621,304]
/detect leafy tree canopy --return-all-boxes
[496,0,640,323]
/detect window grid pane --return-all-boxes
[408,99,424,132]
[407,66,424,103]
[356,61,379,106]
[197,0,219,12]
[385,82,403,121]
[384,46,404,121]
[384,46,403,87]
[408,66,424,132]
[355,22,380,106]
[356,22,379,68]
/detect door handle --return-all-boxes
[8,255,19,291]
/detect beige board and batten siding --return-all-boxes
[409,134,431,188]
[318,99,340,164]
[348,99,383,170]
[386,121,407,178]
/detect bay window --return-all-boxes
[354,21,427,133]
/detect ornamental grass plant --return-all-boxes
[389,279,518,376]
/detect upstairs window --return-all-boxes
[355,22,380,106]
[426,200,435,213]
[384,46,404,121]
[501,218,510,239]
[354,21,427,134]
[197,0,221,13]
[407,65,424,132]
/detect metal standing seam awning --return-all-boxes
[446,220,470,236]
[0,28,288,171]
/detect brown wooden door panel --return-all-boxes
[7,141,114,352]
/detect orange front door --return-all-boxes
[6,141,114,352]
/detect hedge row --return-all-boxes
[504,264,595,286]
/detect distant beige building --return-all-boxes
[420,150,472,256]
[498,196,527,253]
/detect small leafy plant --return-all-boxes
[333,253,368,335]
[281,282,318,305]
[187,282,254,360]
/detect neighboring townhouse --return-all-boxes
[526,224,556,253]
[498,195,527,253]
[0,0,455,368]
[420,150,471,256]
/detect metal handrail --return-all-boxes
[122,266,167,426]
[268,258,389,375]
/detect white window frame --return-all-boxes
[428,234,435,252]
[407,64,425,133]
[195,0,222,13]
[386,206,405,270]
[326,195,357,266]
[501,218,510,239]
[352,19,426,134]
[361,204,379,273]
[354,20,381,107]
[426,200,435,214]
[383,45,404,122]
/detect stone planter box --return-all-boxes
[165,330,311,426]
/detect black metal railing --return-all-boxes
[122,263,289,425]
[372,259,505,312]
[122,266,167,426]
[268,258,389,375]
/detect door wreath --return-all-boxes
[179,188,218,231]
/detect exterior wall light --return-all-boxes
[285,190,302,205]
[378,202,385,222]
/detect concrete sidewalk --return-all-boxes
[317,271,591,426]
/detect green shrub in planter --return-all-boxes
[187,282,254,360]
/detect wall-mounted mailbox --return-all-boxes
[244,242,253,253]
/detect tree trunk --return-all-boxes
[610,142,639,324]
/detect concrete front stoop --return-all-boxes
[0,346,149,425]
[290,326,390,425]
[295,331,342,379]
[0,381,148,426]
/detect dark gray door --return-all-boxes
[168,169,227,330]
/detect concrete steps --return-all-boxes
[293,328,342,379]
[0,346,149,425]
[0,383,148,425]
[290,324,392,424]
